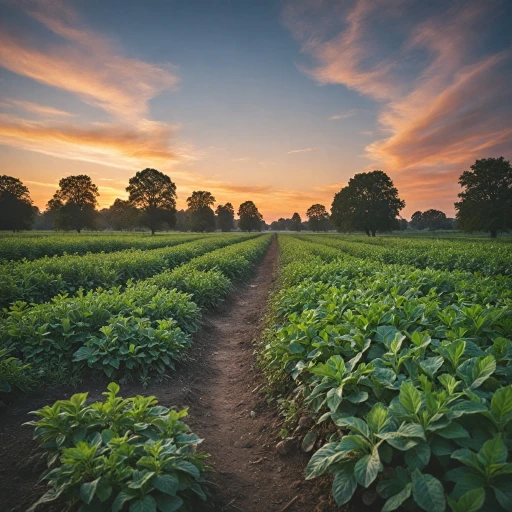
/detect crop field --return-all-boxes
[0,232,511,512]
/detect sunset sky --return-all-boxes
[1,0,511,221]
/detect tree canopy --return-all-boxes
[410,209,452,231]
[187,191,216,232]
[455,157,512,238]
[0,175,36,231]
[102,199,141,230]
[216,202,235,232]
[330,170,404,236]
[47,175,99,232]
[306,204,330,232]
[290,212,302,232]
[238,201,263,232]
[126,168,177,235]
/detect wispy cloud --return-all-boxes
[287,147,315,154]
[1,98,75,117]
[329,108,359,120]
[283,0,512,215]
[0,0,184,168]
[0,114,182,169]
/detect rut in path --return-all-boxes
[0,236,324,512]
[189,235,321,511]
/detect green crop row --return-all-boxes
[0,235,271,393]
[261,236,512,512]
[0,234,256,309]
[0,233,208,262]
[296,234,512,276]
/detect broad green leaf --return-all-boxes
[400,382,422,415]
[354,447,380,488]
[332,466,357,506]
[130,495,157,512]
[470,355,496,389]
[478,435,507,466]
[80,478,100,505]
[333,416,371,439]
[437,422,470,440]
[174,460,200,479]
[306,443,339,479]
[154,494,183,512]
[492,480,512,510]
[346,391,368,403]
[302,431,318,453]
[367,402,389,434]
[451,449,482,471]
[491,385,512,425]
[411,469,446,512]
[448,488,485,512]
[404,442,431,470]
[112,491,135,512]
[153,474,179,496]
[382,483,412,512]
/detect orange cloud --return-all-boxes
[282,0,512,218]
[0,114,181,169]
[1,99,75,117]
[0,2,178,121]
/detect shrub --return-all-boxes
[26,383,210,511]
[73,316,190,386]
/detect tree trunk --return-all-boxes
[371,229,376,237]
[151,228,155,235]
[490,229,497,238]
[77,228,81,233]
[365,228,370,237]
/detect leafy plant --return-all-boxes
[26,383,210,511]
[73,316,190,386]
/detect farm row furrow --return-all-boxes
[0,234,256,309]
[0,232,207,262]
[259,235,512,511]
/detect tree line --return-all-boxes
[1,157,511,237]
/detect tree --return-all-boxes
[187,191,216,232]
[455,157,512,238]
[216,202,235,232]
[102,199,141,230]
[238,201,263,232]
[47,175,99,232]
[126,168,177,235]
[290,212,302,232]
[175,209,190,231]
[0,175,36,231]
[331,170,405,236]
[399,218,408,231]
[410,211,425,230]
[422,209,448,231]
[306,204,330,232]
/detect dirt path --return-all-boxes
[0,236,326,511]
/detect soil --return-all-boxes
[0,236,337,512]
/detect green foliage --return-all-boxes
[0,234,249,308]
[25,383,209,511]
[0,348,34,401]
[455,157,512,237]
[126,169,177,234]
[0,233,203,262]
[330,170,405,236]
[238,201,263,232]
[73,317,190,386]
[0,234,271,387]
[261,235,512,512]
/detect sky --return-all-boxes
[0,0,511,221]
